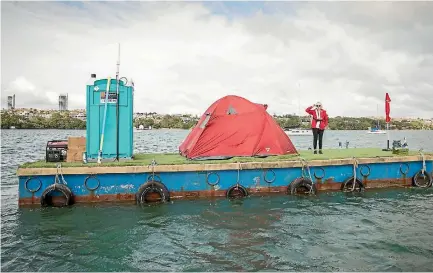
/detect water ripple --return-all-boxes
[2,129,433,271]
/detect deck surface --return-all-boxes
[17,148,433,176]
[19,148,429,169]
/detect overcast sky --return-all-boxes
[2,1,433,118]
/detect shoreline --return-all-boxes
[3,128,433,131]
[2,111,432,131]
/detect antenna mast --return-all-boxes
[297,81,301,127]
[116,44,120,80]
[297,81,301,117]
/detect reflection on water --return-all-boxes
[3,191,433,272]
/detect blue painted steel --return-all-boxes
[86,78,134,160]
[18,160,433,200]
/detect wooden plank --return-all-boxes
[16,154,433,176]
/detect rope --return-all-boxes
[351,157,359,191]
[299,157,314,194]
[236,161,242,189]
[54,165,60,185]
[149,159,157,178]
[419,149,426,175]
[299,157,313,181]
[55,163,67,185]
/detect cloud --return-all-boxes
[1,1,433,118]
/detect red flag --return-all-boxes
[385,93,391,123]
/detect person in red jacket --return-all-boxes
[305,102,329,154]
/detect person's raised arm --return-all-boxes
[305,105,316,115]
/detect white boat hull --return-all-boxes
[285,129,313,136]
[367,130,387,134]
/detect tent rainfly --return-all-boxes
[179,95,298,160]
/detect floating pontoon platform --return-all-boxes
[17,148,433,207]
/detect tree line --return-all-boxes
[1,111,431,130]
[275,115,432,130]
[134,115,198,130]
[0,111,86,129]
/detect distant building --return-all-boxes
[181,117,191,123]
[18,110,30,117]
[7,94,15,110]
[59,94,68,111]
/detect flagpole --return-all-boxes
[383,121,391,151]
[386,122,390,150]
[383,92,392,151]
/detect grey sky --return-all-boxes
[1,1,432,118]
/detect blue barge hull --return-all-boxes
[17,154,433,206]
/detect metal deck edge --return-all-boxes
[16,155,433,176]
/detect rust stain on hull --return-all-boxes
[19,178,417,206]
[317,178,411,191]
[364,177,412,188]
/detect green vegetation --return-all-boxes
[19,148,428,169]
[273,114,310,129]
[134,114,198,130]
[2,110,432,130]
[0,111,85,129]
[326,116,432,130]
[274,114,433,130]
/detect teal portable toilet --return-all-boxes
[85,74,134,161]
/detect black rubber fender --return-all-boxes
[226,184,248,199]
[341,176,365,192]
[412,170,433,188]
[40,183,73,207]
[289,177,317,195]
[136,181,170,204]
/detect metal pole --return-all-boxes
[387,122,390,149]
[98,77,111,163]
[297,81,301,128]
[115,43,120,161]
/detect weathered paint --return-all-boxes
[17,157,433,206]
[16,154,433,176]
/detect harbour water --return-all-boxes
[1,129,433,271]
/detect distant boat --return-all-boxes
[367,126,386,134]
[136,125,152,130]
[284,82,313,137]
[285,128,313,136]
[367,104,387,134]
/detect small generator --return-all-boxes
[46,140,68,162]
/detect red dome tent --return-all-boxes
[179,95,298,160]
